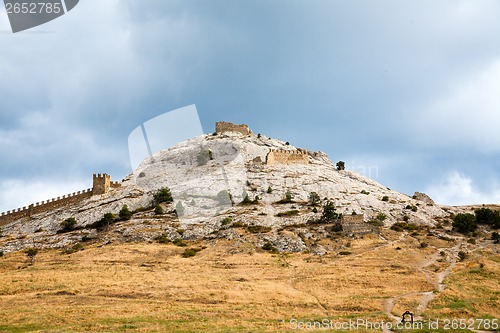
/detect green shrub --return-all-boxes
[152,187,173,206]
[453,213,477,234]
[331,222,343,232]
[155,234,170,244]
[403,215,410,222]
[59,217,78,233]
[411,206,418,212]
[336,161,345,171]
[361,190,369,195]
[475,208,500,228]
[221,217,232,226]
[367,219,384,227]
[138,172,146,178]
[467,238,476,245]
[405,205,412,209]
[390,222,419,232]
[64,243,84,254]
[458,251,467,261]
[81,235,92,242]
[312,207,318,213]
[231,221,247,228]
[91,213,117,230]
[172,238,187,247]
[181,247,204,258]
[119,205,132,221]
[0,250,3,257]
[309,192,321,206]
[376,213,387,221]
[277,191,294,204]
[26,248,38,258]
[276,210,299,217]
[321,200,339,223]
[155,204,164,215]
[267,186,273,194]
[339,251,351,255]
[247,225,272,233]
[381,196,389,202]
[241,194,252,205]
[262,242,278,253]
[420,242,428,248]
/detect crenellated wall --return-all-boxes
[266,149,309,165]
[0,173,121,226]
[215,121,253,136]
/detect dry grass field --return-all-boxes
[0,230,498,333]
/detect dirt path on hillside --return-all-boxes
[381,238,464,333]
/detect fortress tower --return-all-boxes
[92,173,111,195]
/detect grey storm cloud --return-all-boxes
[1,0,500,212]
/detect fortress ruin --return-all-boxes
[215,121,253,136]
[340,214,378,235]
[0,173,121,226]
[266,149,309,165]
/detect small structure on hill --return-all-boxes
[341,214,378,235]
[215,121,253,136]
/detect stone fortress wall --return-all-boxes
[266,149,309,165]
[215,121,253,136]
[0,173,121,226]
[340,214,378,234]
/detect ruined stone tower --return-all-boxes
[92,173,111,195]
[215,121,253,136]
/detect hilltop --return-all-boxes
[1,122,458,253]
[0,122,498,333]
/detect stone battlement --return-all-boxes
[215,121,253,136]
[266,149,309,165]
[0,173,121,226]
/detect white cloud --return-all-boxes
[426,171,500,206]
[0,178,89,213]
[415,58,500,152]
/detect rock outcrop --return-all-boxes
[0,123,454,253]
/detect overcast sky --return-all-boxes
[1,0,500,212]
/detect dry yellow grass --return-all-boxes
[0,231,497,332]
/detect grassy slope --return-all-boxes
[0,231,498,333]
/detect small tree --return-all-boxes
[155,204,164,215]
[453,213,477,234]
[267,186,273,194]
[308,192,321,206]
[93,213,117,230]
[152,187,173,206]
[321,200,339,223]
[119,205,132,221]
[336,161,345,171]
[59,217,77,233]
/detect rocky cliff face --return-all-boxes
[0,130,453,253]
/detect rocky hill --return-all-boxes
[0,123,470,253]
